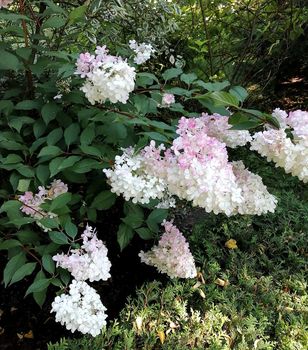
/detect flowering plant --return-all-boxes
[0,0,307,339]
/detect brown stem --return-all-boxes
[18,200,47,219]
[19,0,34,98]
[98,105,136,119]
[198,0,214,77]
[22,245,42,267]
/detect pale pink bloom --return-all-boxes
[0,0,13,8]
[200,113,252,148]
[53,225,111,282]
[49,179,68,198]
[161,93,175,107]
[287,110,308,138]
[75,53,96,78]
[139,221,197,279]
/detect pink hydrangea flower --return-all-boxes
[53,225,111,282]
[139,221,197,279]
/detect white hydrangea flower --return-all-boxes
[232,161,277,215]
[251,128,308,183]
[76,46,136,105]
[51,280,107,337]
[81,60,136,105]
[129,40,155,64]
[103,147,168,205]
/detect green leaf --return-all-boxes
[64,221,78,239]
[162,68,183,81]
[41,102,61,125]
[122,202,144,229]
[39,217,59,229]
[50,192,72,211]
[0,100,14,116]
[117,224,134,251]
[229,113,262,130]
[25,278,50,296]
[8,116,34,133]
[47,127,63,145]
[207,91,239,107]
[79,145,102,157]
[136,227,154,240]
[36,165,50,185]
[16,230,40,244]
[10,262,37,285]
[0,239,21,250]
[68,5,87,24]
[17,179,31,192]
[103,123,127,141]
[42,255,55,274]
[72,159,102,173]
[136,72,158,87]
[264,114,280,129]
[141,131,168,142]
[64,123,80,146]
[91,191,117,210]
[146,209,168,233]
[42,16,66,29]
[49,157,65,177]
[0,200,21,214]
[38,145,62,158]
[194,80,230,92]
[3,252,27,287]
[0,49,20,71]
[17,165,35,178]
[48,231,68,245]
[15,100,40,110]
[180,73,197,85]
[80,124,96,145]
[49,156,81,176]
[229,86,248,102]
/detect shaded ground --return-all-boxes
[0,205,158,350]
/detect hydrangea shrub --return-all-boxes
[0,0,307,338]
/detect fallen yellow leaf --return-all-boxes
[157,330,165,344]
[215,278,229,287]
[225,239,238,249]
[135,316,143,332]
[24,330,34,339]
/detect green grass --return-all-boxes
[48,151,308,350]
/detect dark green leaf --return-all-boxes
[0,49,20,71]
[50,192,72,211]
[64,123,80,146]
[0,239,21,250]
[64,221,78,238]
[10,262,37,285]
[136,227,154,240]
[25,278,50,296]
[42,255,55,274]
[162,68,183,81]
[117,224,134,251]
[146,209,168,233]
[48,231,68,245]
[38,145,62,158]
[91,191,116,210]
[3,252,27,287]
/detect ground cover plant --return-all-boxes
[0,0,307,349]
